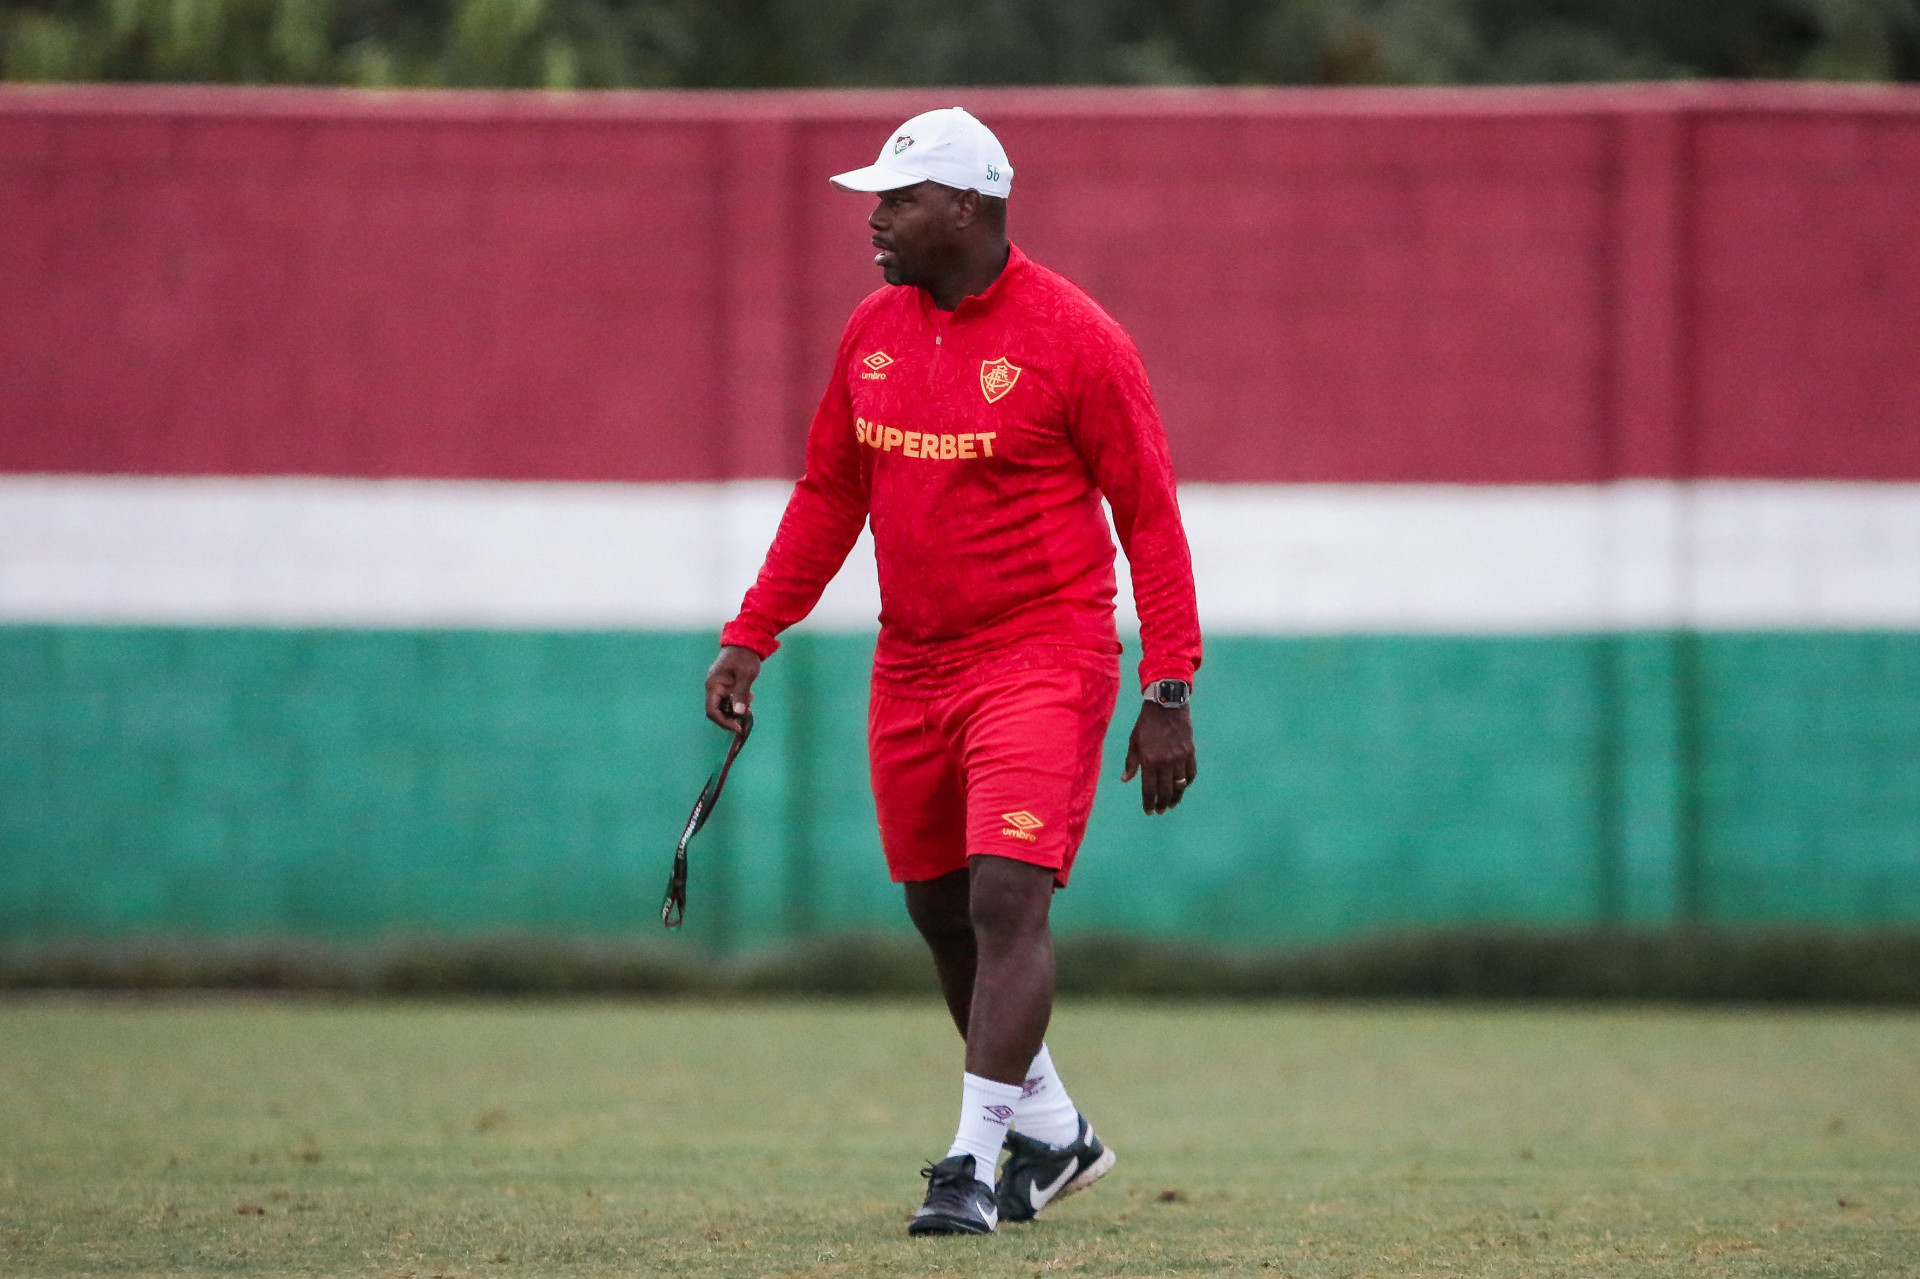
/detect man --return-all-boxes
[704,106,1201,1236]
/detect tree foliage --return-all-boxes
[4,0,1918,88]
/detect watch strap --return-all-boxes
[1143,678,1191,708]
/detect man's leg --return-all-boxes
[957,855,1056,1082]
[905,861,1082,1140]
[901,668,1117,1234]
[904,867,974,1037]
[905,853,1102,1185]
[882,716,1010,1236]
[904,858,1058,1073]
[904,857,1058,1235]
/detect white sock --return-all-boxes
[946,1072,1021,1187]
[1011,1042,1082,1149]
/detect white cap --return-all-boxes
[829,107,1013,199]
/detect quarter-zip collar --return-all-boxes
[917,243,1030,328]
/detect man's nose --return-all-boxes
[869,201,888,230]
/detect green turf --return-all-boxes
[1,1001,1916,1277]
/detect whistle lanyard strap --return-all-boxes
[661,713,753,929]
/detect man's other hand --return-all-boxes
[705,645,762,731]
[1122,702,1196,815]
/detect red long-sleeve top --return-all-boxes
[722,245,1202,696]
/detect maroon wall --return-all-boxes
[3,84,1918,484]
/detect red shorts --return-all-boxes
[868,665,1120,887]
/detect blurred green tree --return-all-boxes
[3,0,1916,86]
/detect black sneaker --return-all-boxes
[995,1115,1116,1223]
[907,1154,999,1236]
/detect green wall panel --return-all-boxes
[1062,637,1611,941]
[1696,634,1920,924]
[5,626,1920,947]
[0,629,759,946]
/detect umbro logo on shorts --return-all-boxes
[1000,810,1044,843]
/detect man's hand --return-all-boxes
[705,645,762,732]
[1122,702,1196,815]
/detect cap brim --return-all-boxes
[828,163,925,194]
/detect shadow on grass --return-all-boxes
[6,926,1920,1002]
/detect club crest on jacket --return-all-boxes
[980,357,1022,403]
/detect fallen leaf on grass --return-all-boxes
[1156,1189,1183,1203]
[235,1204,266,1216]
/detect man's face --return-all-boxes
[868,181,965,288]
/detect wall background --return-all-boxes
[7,83,1920,485]
[4,83,1920,949]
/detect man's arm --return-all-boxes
[707,345,869,731]
[1069,328,1203,814]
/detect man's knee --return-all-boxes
[905,869,973,946]
[967,856,1054,944]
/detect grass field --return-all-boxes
[2,999,1917,1278]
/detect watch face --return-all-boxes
[1155,680,1189,706]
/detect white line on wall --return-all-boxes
[3,476,1919,633]
[0,477,872,629]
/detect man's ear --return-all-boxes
[951,187,981,230]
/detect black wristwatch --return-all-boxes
[1143,678,1191,709]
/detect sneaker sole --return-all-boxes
[908,1215,996,1237]
[1056,1145,1116,1203]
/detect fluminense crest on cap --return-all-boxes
[831,107,1013,199]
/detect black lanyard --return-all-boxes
[661,712,753,929]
